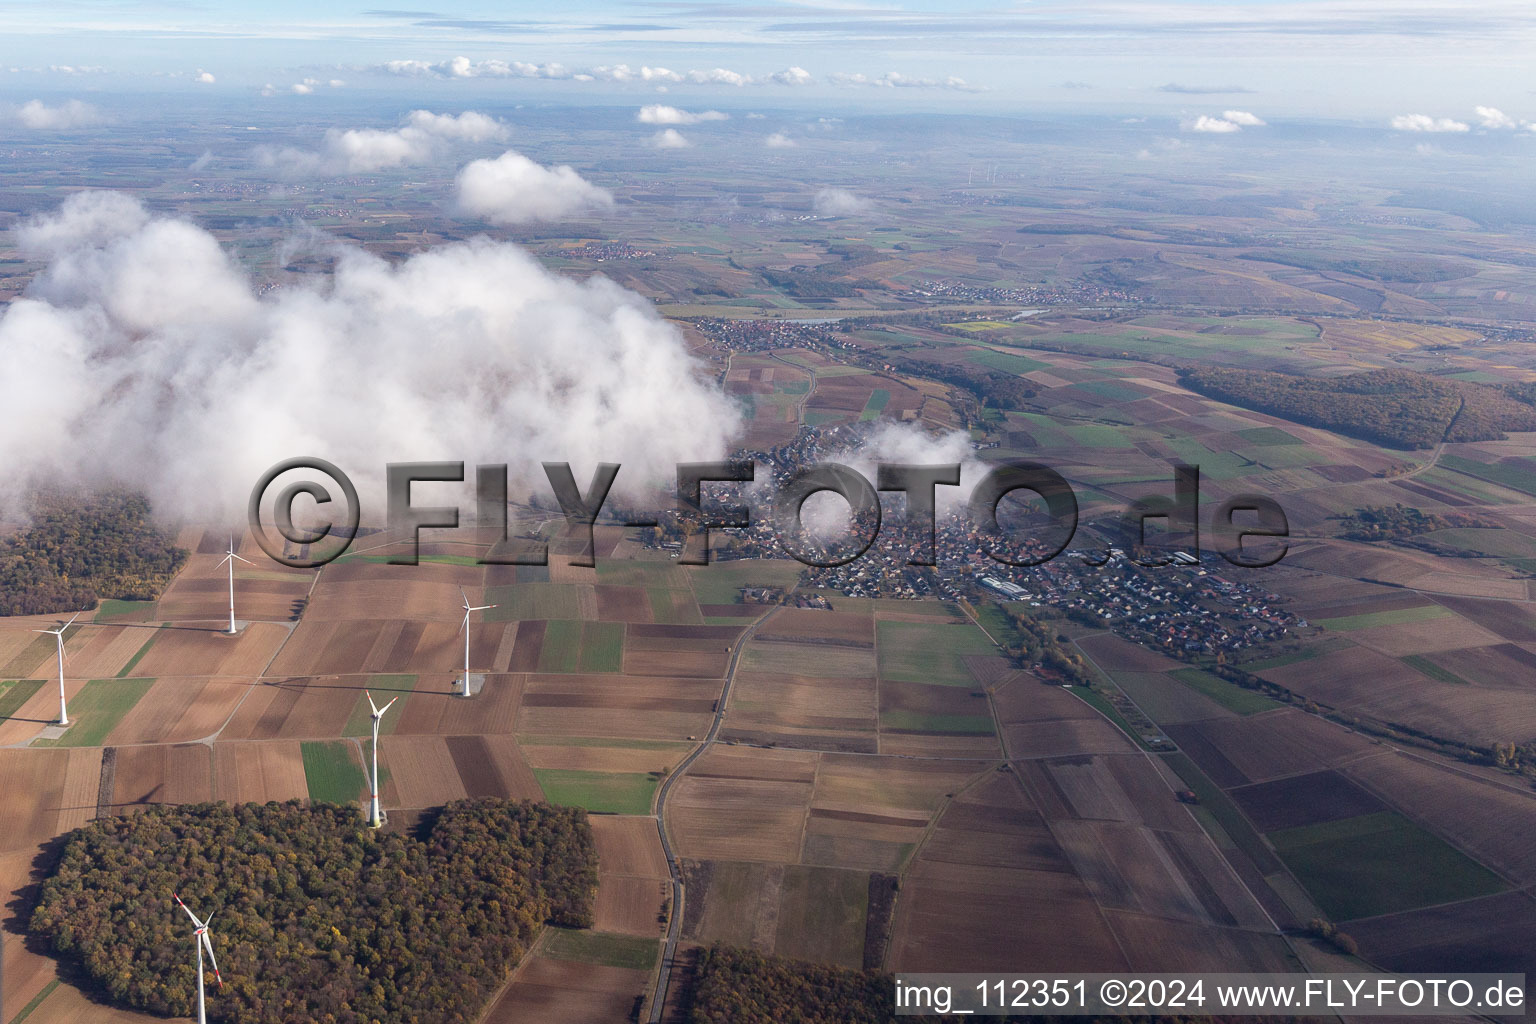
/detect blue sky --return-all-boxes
[4,1,1536,121]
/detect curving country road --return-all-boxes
[646,604,779,1022]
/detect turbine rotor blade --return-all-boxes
[366,690,379,716]
[201,930,223,987]
[380,696,399,714]
[172,893,204,929]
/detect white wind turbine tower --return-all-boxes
[172,893,223,1024]
[33,612,79,726]
[457,588,497,697]
[217,537,254,635]
[364,689,398,828]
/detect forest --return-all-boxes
[0,491,187,616]
[1178,367,1536,448]
[30,798,597,1024]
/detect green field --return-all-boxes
[1170,668,1280,715]
[772,866,870,969]
[875,620,995,685]
[1240,637,1351,672]
[94,599,157,623]
[37,678,155,747]
[1269,811,1506,921]
[342,675,418,737]
[968,349,1047,375]
[0,679,46,721]
[648,587,704,624]
[482,583,587,622]
[1400,654,1470,686]
[536,621,625,673]
[1439,454,1536,498]
[880,710,994,735]
[538,620,584,672]
[1236,426,1304,446]
[533,769,659,815]
[688,559,804,605]
[541,928,660,970]
[116,628,163,678]
[301,740,369,805]
[858,388,891,421]
[1422,528,1536,559]
[1313,604,1453,632]
[580,621,625,672]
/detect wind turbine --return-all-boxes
[364,689,398,828]
[217,536,253,635]
[33,612,79,726]
[457,589,497,697]
[172,894,222,1024]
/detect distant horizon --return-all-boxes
[3,0,1536,123]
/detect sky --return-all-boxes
[2,1,1536,121]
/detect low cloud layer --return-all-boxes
[648,128,691,149]
[256,109,507,176]
[1187,110,1265,132]
[375,57,975,91]
[0,192,740,522]
[13,99,102,129]
[637,104,728,125]
[1389,113,1470,132]
[454,151,614,224]
[813,188,872,216]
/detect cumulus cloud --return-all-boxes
[454,150,614,225]
[768,66,813,86]
[1390,114,1470,132]
[195,70,216,85]
[812,188,871,217]
[0,192,740,523]
[257,109,508,176]
[765,132,795,148]
[828,71,982,92]
[648,128,691,149]
[383,56,571,80]
[1188,115,1241,133]
[14,99,102,129]
[291,81,314,95]
[1474,105,1518,129]
[637,104,728,125]
[1221,109,1265,126]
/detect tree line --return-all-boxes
[0,490,187,616]
[1178,367,1536,449]
[31,798,597,1024]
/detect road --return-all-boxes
[646,605,779,1022]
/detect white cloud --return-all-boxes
[0,192,740,522]
[765,132,796,148]
[813,188,871,216]
[1474,105,1517,129]
[1221,109,1265,126]
[382,57,571,80]
[1188,114,1242,133]
[768,66,813,86]
[828,71,982,92]
[637,104,728,125]
[14,99,102,129]
[195,70,216,85]
[454,150,614,225]
[258,109,509,176]
[648,128,691,149]
[684,67,749,86]
[291,81,314,95]
[1390,114,1470,132]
